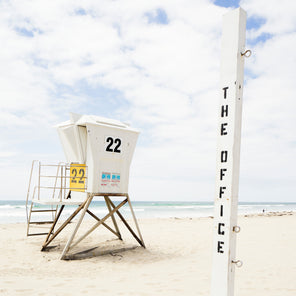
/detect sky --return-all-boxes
[0,0,295,202]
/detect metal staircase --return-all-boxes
[25,161,69,236]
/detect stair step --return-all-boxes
[31,209,57,213]
[27,232,49,236]
[29,221,54,225]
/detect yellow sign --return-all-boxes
[70,164,86,192]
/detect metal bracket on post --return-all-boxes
[241,49,252,58]
[232,260,243,268]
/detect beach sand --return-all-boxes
[0,212,295,295]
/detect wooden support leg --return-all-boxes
[68,199,128,251]
[107,196,145,248]
[42,205,65,247]
[41,200,87,250]
[60,194,94,260]
[104,195,122,240]
[126,194,145,248]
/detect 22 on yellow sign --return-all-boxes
[70,164,86,192]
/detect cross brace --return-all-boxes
[40,193,145,259]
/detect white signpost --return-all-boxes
[211,7,248,296]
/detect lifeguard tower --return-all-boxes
[26,113,145,259]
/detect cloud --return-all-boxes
[241,0,296,35]
[238,0,296,200]
[0,0,295,202]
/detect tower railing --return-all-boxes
[26,161,88,236]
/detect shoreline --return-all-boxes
[1,199,295,224]
[2,209,295,224]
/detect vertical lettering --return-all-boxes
[221,123,228,135]
[219,187,226,198]
[217,241,224,253]
[223,87,229,99]
[218,223,225,235]
[221,151,228,163]
[220,169,227,181]
[220,204,224,216]
[221,105,228,117]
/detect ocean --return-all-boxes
[0,200,296,224]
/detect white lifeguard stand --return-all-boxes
[57,113,139,195]
[26,113,145,259]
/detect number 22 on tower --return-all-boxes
[105,136,122,153]
[70,164,86,192]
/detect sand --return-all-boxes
[0,212,295,295]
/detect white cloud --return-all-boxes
[238,0,296,201]
[241,0,296,35]
[0,0,295,202]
